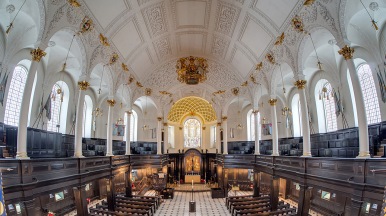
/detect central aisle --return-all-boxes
[145,190,253,216]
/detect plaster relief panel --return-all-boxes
[215,1,240,36]
[142,1,169,38]
[153,36,172,59]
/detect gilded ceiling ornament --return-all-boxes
[121,63,129,72]
[109,53,119,65]
[268,99,277,106]
[107,99,116,107]
[213,90,225,95]
[338,45,355,60]
[145,88,152,96]
[266,53,275,64]
[68,0,81,7]
[159,91,172,96]
[303,0,315,6]
[176,56,208,85]
[231,87,239,96]
[78,81,90,90]
[128,76,134,84]
[99,33,109,46]
[274,32,285,46]
[291,15,305,33]
[250,75,257,84]
[241,81,248,87]
[79,16,93,34]
[30,47,46,62]
[136,81,143,88]
[255,62,263,71]
[294,80,307,89]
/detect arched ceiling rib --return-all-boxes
[167,96,216,123]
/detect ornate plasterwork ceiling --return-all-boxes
[80,0,303,91]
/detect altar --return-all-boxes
[185,175,200,183]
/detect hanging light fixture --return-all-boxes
[176,56,208,85]
[98,65,105,95]
[359,0,378,30]
[5,0,27,35]
[142,89,151,130]
[279,64,286,94]
[309,33,322,70]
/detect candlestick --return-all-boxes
[192,180,193,189]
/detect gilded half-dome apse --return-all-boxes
[167,96,217,124]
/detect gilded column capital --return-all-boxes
[338,45,355,60]
[217,122,222,126]
[222,116,227,121]
[107,99,116,107]
[163,123,168,127]
[294,80,307,89]
[252,110,259,115]
[268,99,277,106]
[30,47,46,62]
[157,117,162,121]
[78,81,90,90]
[125,111,132,115]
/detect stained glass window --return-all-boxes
[184,118,201,148]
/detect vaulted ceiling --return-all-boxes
[81,0,303,94]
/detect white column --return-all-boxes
[157,117,162,155]
[74,81,89,158]
[16,47,46,159]
[295,80,312,157]
[216,122,221,154]
[254,110,260,155]
[338,45,370,158]
[106,99,115,156]
[269,98,279,156]
[222,117,228,154]
[125,111,132,155]
[164,123,168,153]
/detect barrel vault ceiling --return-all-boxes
[80,0,303,96]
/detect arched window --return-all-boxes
[82,95,93,138]
[248,110,261,141]
[184,118,201,148]
[4,65,29,126]
[47,84,61,132]
[357,64,381,124]
[292,94,302,137]
[315,79,338,133]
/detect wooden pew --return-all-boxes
[96,204,151,216]
[226,195,254,206]
[115,202,154,215]
[119,195,159,208]
[251,207,297,215]
[227,196,270,209]
[235,203,289,216]
[116,198,156,213]
[231,201,271,215]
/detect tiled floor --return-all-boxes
[147,190,253,216]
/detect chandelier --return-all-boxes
[176,56,208,85]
